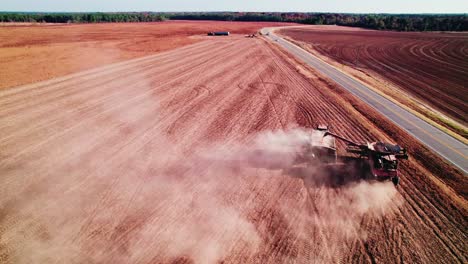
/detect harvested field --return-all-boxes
[0,33,466,263]
[0,20,293,90]
[279,26,468,127]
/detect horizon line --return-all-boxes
[1,10,467,15]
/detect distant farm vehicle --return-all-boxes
[207,31,230,36]
[300,125,408,186]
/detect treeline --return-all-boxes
[310,13,468,31]
[0,12,467,31]
[168,12,468,31]
[0,12,166,23]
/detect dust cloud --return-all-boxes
[0,113,402,263]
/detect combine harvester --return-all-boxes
[303,125,408,186]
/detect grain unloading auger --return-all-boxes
[306,125,408,186]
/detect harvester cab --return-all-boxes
[316,127,407,186]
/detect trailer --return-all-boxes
[207,31,230,36]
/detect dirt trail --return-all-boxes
[0,36,465,263]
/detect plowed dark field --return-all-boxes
[0,28,466,263]
[280,26,468,124]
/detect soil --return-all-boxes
[279,26,468,130]
[0,20,293,90]
[0,26,466,263]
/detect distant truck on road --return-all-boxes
[207,31,230,36]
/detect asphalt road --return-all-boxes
[262,27,467,174]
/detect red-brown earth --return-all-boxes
[280,26,468,129]
[0,20,293,90]
[0,23,466,263]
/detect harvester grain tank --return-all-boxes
[207,31,230,36]
[305,125,338,164]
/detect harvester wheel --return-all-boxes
[392,176,400,186]
[360,161,371,180]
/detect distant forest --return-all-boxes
[1,12,467,31]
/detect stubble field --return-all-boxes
[0,22,466,263]
[0,20,292,90]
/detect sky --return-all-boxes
[1,0,467,13]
